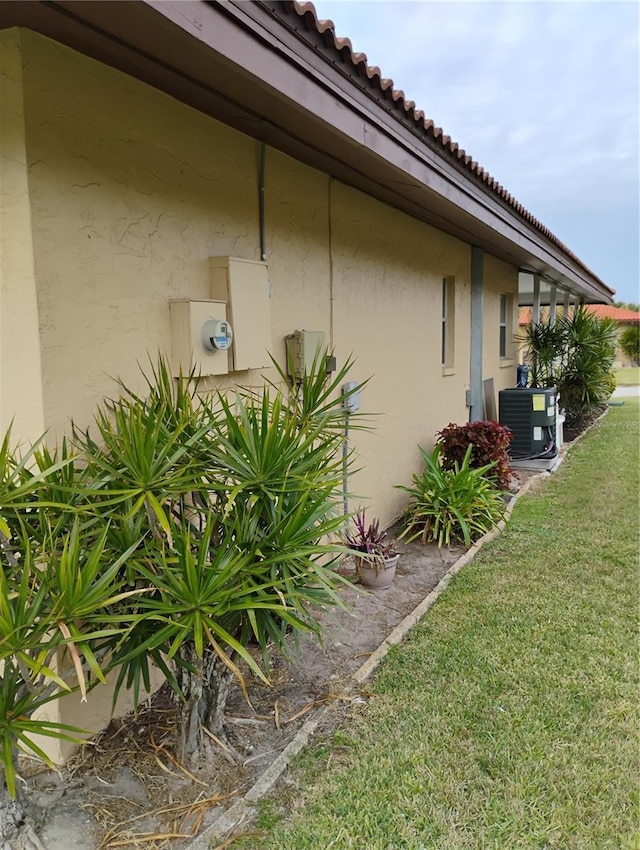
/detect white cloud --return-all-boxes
[311,0,639,299]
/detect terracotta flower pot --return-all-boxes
[355,553,399,589]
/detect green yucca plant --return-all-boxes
[397,444,505,548]
[520,307,617,429]
[1,353,367,782]
[77,356,361,760]
[0,516,141,820]
[559,309,617,427]
[519,319,567,388]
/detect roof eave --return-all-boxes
[0,0,614,303]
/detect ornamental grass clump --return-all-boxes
[436,420,514,491]
[398,444,506,548]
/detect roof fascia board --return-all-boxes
[0,0,611,301]
[149,0,609,300]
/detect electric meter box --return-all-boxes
[210,257,271,371]
[285,330,326,379]
[169,299,230,377]
[499,387,557,456]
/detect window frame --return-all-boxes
[441,276,456,370]
[499,293,512,359]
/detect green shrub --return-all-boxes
[0,353,364,788]
[558,309,616,428]
[619,325,640,365]
[520,319,567,388]
[397,444,506,548]
[436,420,514,491]
[521,307,617,427]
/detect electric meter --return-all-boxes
[202,318,233,352]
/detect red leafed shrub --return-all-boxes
[436,420,514,491]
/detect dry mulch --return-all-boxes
[562,405,608,442]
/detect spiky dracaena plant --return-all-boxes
[0,352,367,791]
[521,308,616,428]
[519,318,567,388]
[73,354,365,762]
[0,431,143,840]
[557,309,617,426]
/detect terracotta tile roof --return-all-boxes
[518,305,640,325]
[583,304,640,323]
[279,1,611,292]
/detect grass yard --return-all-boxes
[237,400,640,850]
[615,366,640,386]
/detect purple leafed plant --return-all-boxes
[436,420,514,491]
[345,510,396,559]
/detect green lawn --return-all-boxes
[236,400,640,850]
[615,366,640,386]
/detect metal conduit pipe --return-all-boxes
[258,142,266,261]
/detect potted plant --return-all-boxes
[345,510,399,589]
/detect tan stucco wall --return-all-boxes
[16,27,483,521]
[265,153,473,517]
[2,28,520,759]
[265,151,332,355]
[18,30,263,435]
[31,661,165,764]
[0,30,45,442]
[329,182,472,518]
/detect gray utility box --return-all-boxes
[499,387,557,456]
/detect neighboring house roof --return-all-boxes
[519,305,640,326]
[584,305,640,324]
[0,0,614,304]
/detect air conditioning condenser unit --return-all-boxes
[499,387,557,458]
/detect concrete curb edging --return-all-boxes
[349,474,537,686]
[191,418,607,847]
[189,704,334,846]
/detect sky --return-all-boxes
[311,0,640,304]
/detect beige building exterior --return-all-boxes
[0,26,515,525]
[0,2,614,760]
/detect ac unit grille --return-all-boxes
[499,388,557,456]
